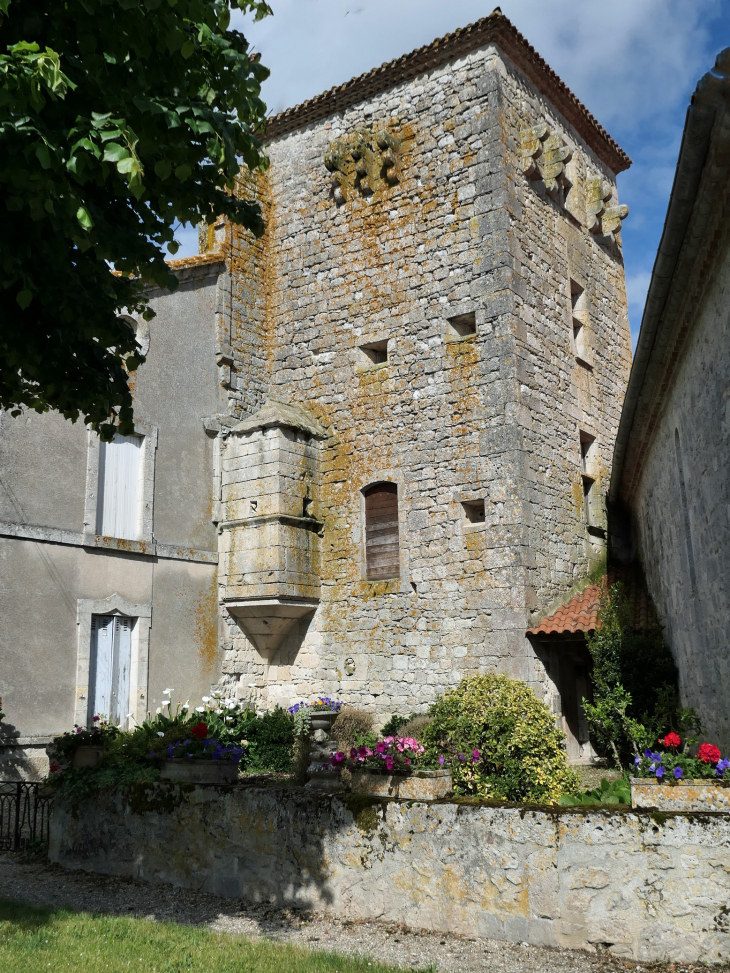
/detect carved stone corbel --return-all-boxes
[586,176,629,242]
[520,122,572,201]
[323,127,401,205]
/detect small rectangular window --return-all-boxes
[364,483,399,580]
[358,340,389,366]
[89,614,133,726]
[462,499,485,523]
[97,433,143,539]
[446,311,477,339]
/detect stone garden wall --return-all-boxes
[50,784,730,964]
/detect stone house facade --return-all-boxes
[0,11,633,774]
[610,49,730,750]
[211,11,633,750]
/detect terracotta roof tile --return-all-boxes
[264,10,631,175]
[527,565,652,637]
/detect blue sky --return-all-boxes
[177,1,730,347]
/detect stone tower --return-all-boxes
[209,11,632,723]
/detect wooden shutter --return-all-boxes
[97,433,143,539]
[365,483,400,580]
[89,614,132,726]
[89,615,114,723]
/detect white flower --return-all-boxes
[163,688,173,695]
[227,702,237,710]
[195,706,205,713]
[161,699,171,707]
[126,712,134,718]
[201,696,210,703]
[215,709,223,715]
[157,732,164,738]
[225,716,233,722]
[155,707,162,715]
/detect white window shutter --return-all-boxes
[112,616,132,725]
[97,433,143,540]
[89,615,114,722]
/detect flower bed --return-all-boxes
[632,733,729,782]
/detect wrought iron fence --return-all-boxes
[0,782,53,851]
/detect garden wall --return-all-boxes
[49,784,730,964]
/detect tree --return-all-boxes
[0,0,271,438]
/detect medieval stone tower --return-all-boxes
[205,11,632,727]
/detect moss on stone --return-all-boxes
[124,781,194,816]
[340,794,385,834]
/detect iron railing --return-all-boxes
[0,781,53,851]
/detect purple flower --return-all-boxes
[457,753,465,763]
[655,766,665,778]
[644,748,652,759]
[717,757,730,776]
[634,755,641,767]
[674,767,683,779]
[150,751,156,758]
[438,755,445,767]
[472,749,481,763]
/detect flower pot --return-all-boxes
[630,777,730,811]
[72,746,104,769]
[351,769,452,801]
[161,759,239,784]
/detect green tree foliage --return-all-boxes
[583,581,700,767]
[422,673,578,803]
[0,0,271,438]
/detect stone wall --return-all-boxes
[631,233,730,749]
[50,785,730,964]
[217,42,631,719]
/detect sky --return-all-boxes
[176,0,730,347]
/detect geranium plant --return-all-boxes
[47,716,121,770]
[633,735,729,782]
[330,735,425,775]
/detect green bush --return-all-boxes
[421,674,578,803]
[558,776,631,806]
[234,707,295,773]
[331,707,375,751]
[583,581,701,767]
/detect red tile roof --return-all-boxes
[527,566,652,637]
[264,10,631,175]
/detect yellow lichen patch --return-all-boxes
[189,570,219,675]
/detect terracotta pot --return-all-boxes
[72,746,104,769]
[160,759,239,784]
[351,769,452,801]
[630,777,730,811]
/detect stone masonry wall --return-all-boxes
[218,43,631,719]
[50,785,730,964]
[632,232,730,749]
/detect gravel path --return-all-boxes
[0,853,724,973]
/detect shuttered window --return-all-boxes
[364,482,400,580]
[89,614,133,726]
[97,433,143,539]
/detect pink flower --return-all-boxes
[385,756,395,771]
[404,757,411,766]
[350,747,358,760]
[472,749,481,763]
[375,741,387,754]
[438,754,445,766]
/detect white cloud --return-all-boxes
[236,0,719,132]
[625,270,652,310]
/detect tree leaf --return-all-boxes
[76,205,94,230]
[174,164,191,181]
[17,289,32,309]
[103,142,130,163]
[154,159,172,180]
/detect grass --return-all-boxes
[0,899,423,973]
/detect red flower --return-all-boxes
[698,743,721,765]
[49,760,61,774]
[92,715,100,722]
[191,722,208,739]
[661,732,681,749]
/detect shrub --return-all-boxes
[559,777,631,806]
[584,581,701,767]
[421,674,578,803]
[399,715,432,740]
[331,707,375,751]
[381,713,418,737]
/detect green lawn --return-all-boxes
[0,900,424,973]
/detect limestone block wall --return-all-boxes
[218,43,630,717]
[50,785,730,964]
[631,236,730,749]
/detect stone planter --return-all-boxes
[351,769,452,800]
[630,777,730,811]
[305,711,343,792]
[72,746,104,769]
[161,759,239,785]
